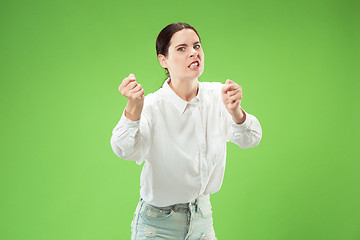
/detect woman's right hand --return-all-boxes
[119,73,144,121]
[119,73,144,101]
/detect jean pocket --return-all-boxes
[140,203,174,220]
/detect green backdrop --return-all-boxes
[1,0,359,239]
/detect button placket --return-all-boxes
[191,103,208,194]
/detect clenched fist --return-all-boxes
[222,79,246,124]
[119,73,144,101]
[119,73,144,121]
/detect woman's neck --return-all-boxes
[168,76,199,102]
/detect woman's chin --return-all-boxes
[188,67,204,78]
[195,69,204,78]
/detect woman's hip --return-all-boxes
[131,195,216,239]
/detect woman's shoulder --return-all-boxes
[142,87,167,108]
[200,81,223,87]
[199,81,223,94]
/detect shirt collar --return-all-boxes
[162,77,201,114]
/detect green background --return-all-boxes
[1,0,359,239]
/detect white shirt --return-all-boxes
[110,78,262,207]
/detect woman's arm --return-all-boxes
[110,74,151,165]
[221,80,262,149]
[225,107,262,149]
[110,109,152,165]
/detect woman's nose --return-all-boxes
[190,50,198,58]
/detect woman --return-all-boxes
[110,22,262,239]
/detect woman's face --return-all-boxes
[158,29,204,81]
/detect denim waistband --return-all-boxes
[140,194,210,211]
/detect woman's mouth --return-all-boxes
[188,61,200,70]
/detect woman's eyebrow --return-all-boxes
[175,41,201,48]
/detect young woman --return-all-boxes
[110,22,262,240]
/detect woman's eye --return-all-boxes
[194,45,200,49]
[177,47,185,51]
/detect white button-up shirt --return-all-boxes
[110,78,262,207]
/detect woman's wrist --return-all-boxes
[125,100,143,121]
[231,107,246,124]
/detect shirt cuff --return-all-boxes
[231,107,252,132]
[119,109,140,127]
[112,109,140,136]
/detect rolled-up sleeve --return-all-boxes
[225,107,262,149]
[110,108,152,165]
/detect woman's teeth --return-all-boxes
[190,62,199,67]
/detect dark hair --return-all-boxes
[156,22,201,78]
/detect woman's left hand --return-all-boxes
[222,79,246,124]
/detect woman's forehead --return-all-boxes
[169,29,200,47]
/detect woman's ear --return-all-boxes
[158,54,168,69]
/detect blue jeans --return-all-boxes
[131,194,217,239]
